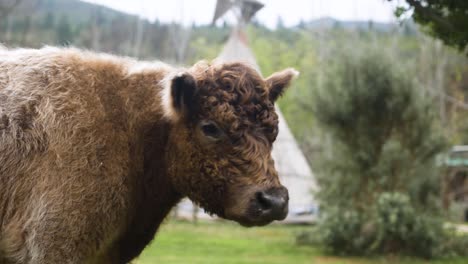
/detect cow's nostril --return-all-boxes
[255,191,273,211]
[254,189,288,221]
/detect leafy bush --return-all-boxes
[439,232,468,258]
[371,192,444,258]
[304,192,468,258]
[318,207,369,255]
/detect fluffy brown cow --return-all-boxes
[0,46,298,263]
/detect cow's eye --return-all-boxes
[200,122,222,139]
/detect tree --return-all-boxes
[56,15,73,45]
[306,50,461,257]
[312,51,446,210]
[388,0,468,53]
[42,11,54,29]
[275,16,284,30]
[0,0,22,18]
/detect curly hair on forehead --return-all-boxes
[190,61,279,141]
[191,61,268,102]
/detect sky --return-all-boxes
[83,0,401,28]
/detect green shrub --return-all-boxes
[439,232,468,258]
[318,207,369,255]
[371,192,444,258]
[307,192,468,258]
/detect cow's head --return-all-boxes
[163,62,298,226]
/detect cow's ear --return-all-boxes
[171,72,198,113]
[265,68,299,102]
[164,72,198,120]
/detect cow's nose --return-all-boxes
[254,187,289,221]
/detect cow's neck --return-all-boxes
[126,70,184,220]
[116,119,182,263]
[145,120,182,211]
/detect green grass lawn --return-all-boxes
[135,220,468,264]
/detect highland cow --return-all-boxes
[0,46,298,263]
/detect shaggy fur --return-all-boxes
[0,47,298,263]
